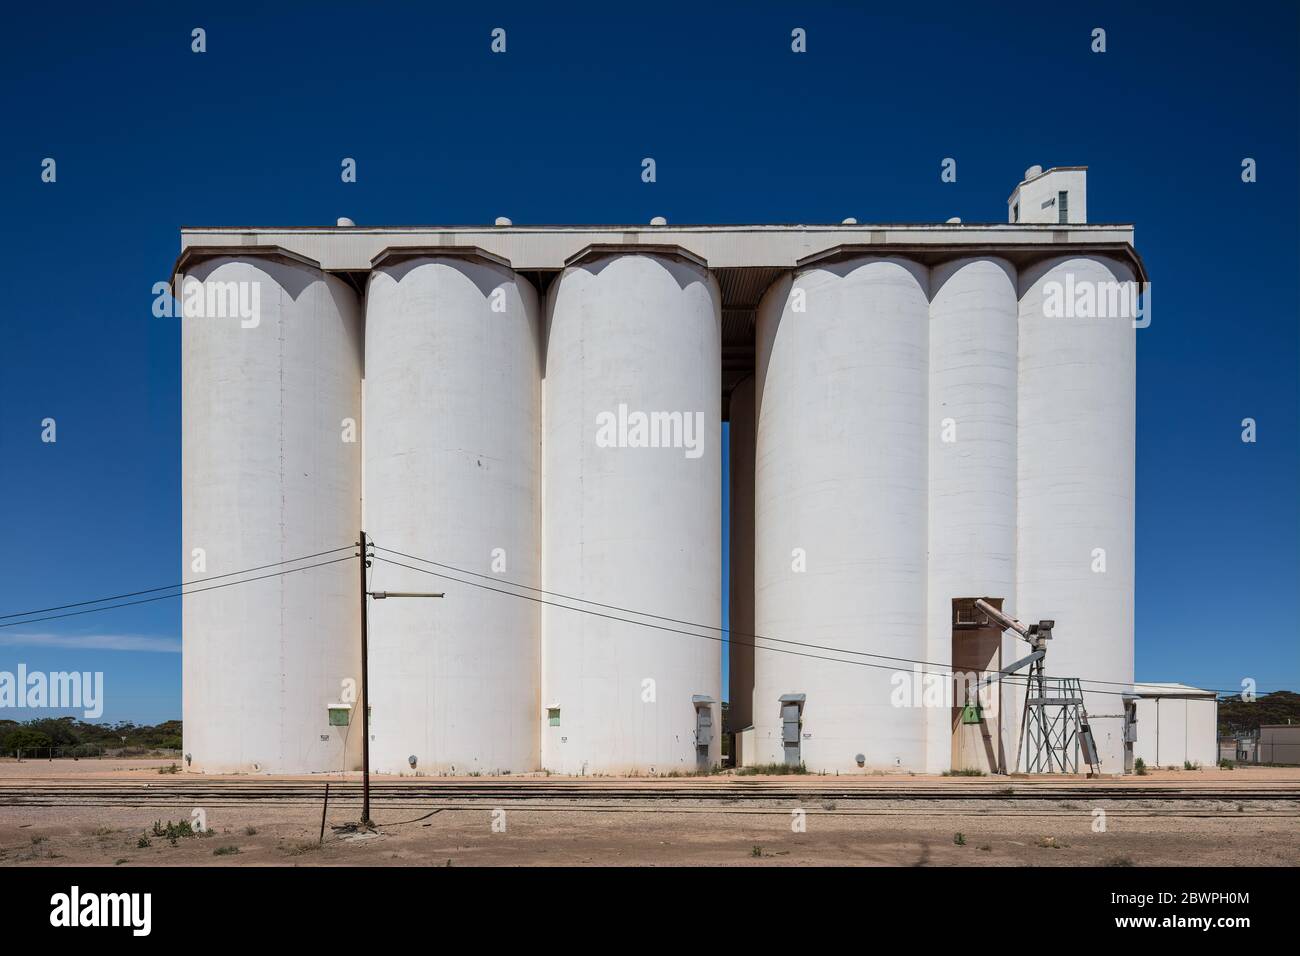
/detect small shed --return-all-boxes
[1132,683,1218,768]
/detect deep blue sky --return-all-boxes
[1,1,1296,723]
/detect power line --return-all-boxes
[372,546,1042,681]
[0,555,356,630]
[372,546,1258,700]
[371,553,1163,701]
[1,537,1270,702]
[0,545,356,621]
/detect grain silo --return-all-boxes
[926,257,1019,775]
[751,258,930,772]
[363,250,542,775]
[1016,254,1137,773]
[179,250,363,774]
[540,250,722,774]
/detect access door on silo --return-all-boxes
[779,694,805,767]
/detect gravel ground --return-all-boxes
[1,761,1296,866]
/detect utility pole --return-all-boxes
[357,531,444,829]
[359,531,372,826]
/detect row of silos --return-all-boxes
[736,254,1135,774]
[182,249,721,775]
[180,245,1132,776]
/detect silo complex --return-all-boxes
[541,252,722,774]
[752,260,930,771]
[1017,256,1136,773]
[178,165,1142,775]
[363,253,542,775]
[181,253,363,774]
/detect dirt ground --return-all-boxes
[1,760,1297,867]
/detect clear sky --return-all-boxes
[1,1,1296,724]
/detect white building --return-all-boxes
[176,166,1147,775]
[1132,683,1219,769]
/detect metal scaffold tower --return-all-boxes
[1020,671,1099,775]
[973,599,1102,776]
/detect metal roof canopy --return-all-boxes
[177,223,1145,279]
[175,224,1146,417]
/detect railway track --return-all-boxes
[1,781,1297,808]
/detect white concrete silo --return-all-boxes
[752,257,929,772]
[541,251,722,774]
[1017,256,1137,772]
[180,252,363,773]
[364,252,542,775]
[926,258,1019,774]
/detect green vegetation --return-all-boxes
[1218,690,1300,735]
[736,762,807,776]
[1219,758,1235,770]
[661,765,722,777]
[942,768,986,777]
[0,716,181,755]
[1183,760,1201,771]
[149,819,197,845]
[3,728,55,752]
[953,832,966,846]
[1134,757,1147,776]
[213,845,240,856]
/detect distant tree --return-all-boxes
[0,718,183,753]
[2,728,52,752]
[29,717,78,746]
[1219,691,1300,735]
